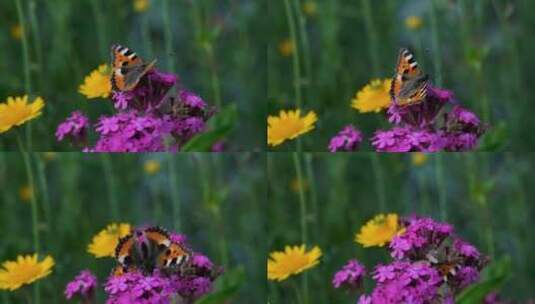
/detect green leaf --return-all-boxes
[478,121,508,151]
[196,266,246,304]
[456,256,512,304]
[181,104,237,152]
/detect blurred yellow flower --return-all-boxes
[0,254,54,291]
[133,0,150,12]
[19,185,33,202]
[144,160,161,175]
[303,1,318,17]
[278,39,294,57]
[355,213,403,247]
[411,153,428,166]
[0,95,45,134]
[43,152,57,162]
[10,24,22,40]
[79,64,112,99]
[88,223,131,258]
[405,16,423,30]
[290,177,309,193]
[267,245,321,281]
[351,79,392,113]
[268,109,317,147]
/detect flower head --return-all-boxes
[64,270,97,300]
[332,259,366,290]
[10,24,22,40]
[88,223,131,258]
[79,64,112,99]
[405,16,423,30]
[279,39,295,57]
[328,125,363,152]
[133,0,150,12]
[0,254,54,291]
[268,109,318,147]
[411,153,428,166]
[144,160,161,175]
[55,111,89,144]
[356,214,403,247]
[19,184,33,202]
[267,245,322,281]
[351,79,392,113]
[0,95,45,133]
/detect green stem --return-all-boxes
[435,154,447,221]
[205,44,223,108]
[15,0,33,151]
[101,154,118,220]
[361,0,380,76]
[28,0,43,90]
[304,155,318,236]
[293,0,312,98]
[36,156,51,244]
[168,154,181,231]
[90,0,107,59]
[429,0,443,86]
[370,154,386,212]
[292,152,308,303]
[162,0,175,72]
[284,0,303,109]
[17,136,40,304]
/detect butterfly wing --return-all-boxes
[110,44,156,91]
[115,234,135,266]
[390,48,429,106]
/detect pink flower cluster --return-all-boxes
[56,70,214,152]
[332,216,489,304]
[328,86,488,152]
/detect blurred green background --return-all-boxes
[268,153,534,302]
[0,152,266,302]
[268,0,533,151]
[0,0,266,151]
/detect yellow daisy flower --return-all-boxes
[351,79,392,113]
[303,1,318,17]
[0,95,45,134]
[411,153,428,167]
[267,109,318,147]
[19,184,33,202]
[133,0,150,12]
[355,213,403,247]
[144,160,161,175]
[405,16,423,30]
[267,245,322,281]
[87,223,131,258]
[79,64,112,99]
[10,24,22,40]
[0,254,54,291]
[278,39,295,57]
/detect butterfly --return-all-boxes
[110,44,157,92]
[390,48,430,107]
[114,226,191,276]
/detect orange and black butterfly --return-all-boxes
[114,226,191,275]
[110,44,157,92]
[390,48,430,107]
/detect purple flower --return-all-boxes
[192,254,214,271]
[328,125,363,152]
[390,217,453,260]
[55,111,89,143]
[373,86,487,152]
[455,266,480,289]
[332,259,366,290]
[211,140,226,152]
[170,233,188,245]
[453,238,480,259]
[180,90,207,109]
[65,270,97,301]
